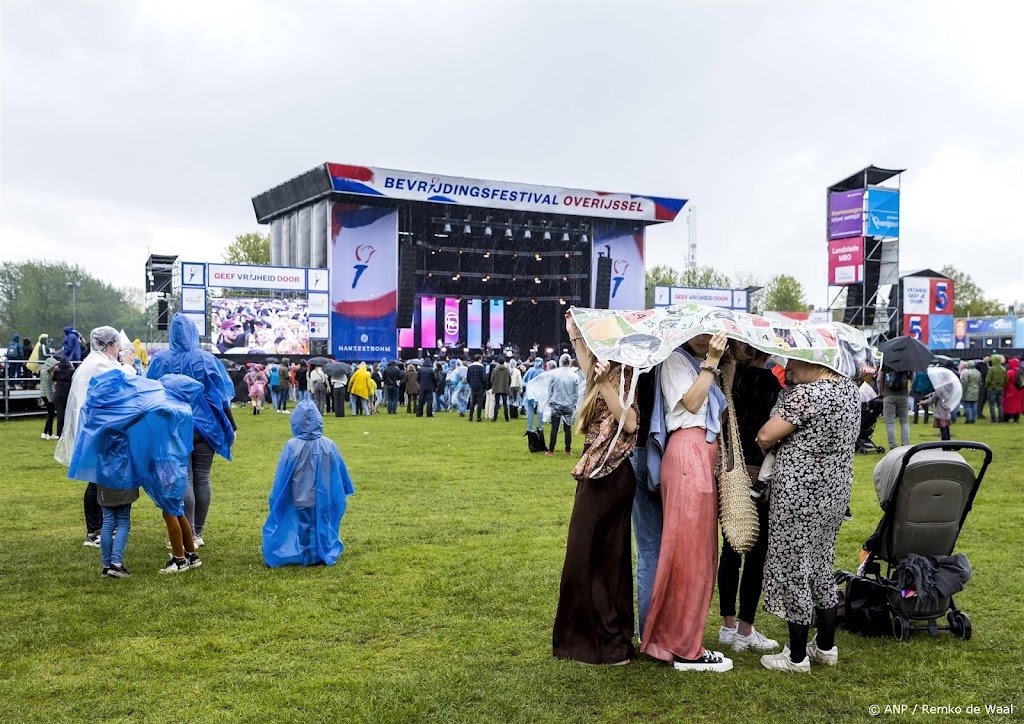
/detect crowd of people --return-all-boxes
[211,297,312,355]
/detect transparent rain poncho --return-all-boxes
[262,400,355,567]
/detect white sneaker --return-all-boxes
[283,410,291,414]
[672,649,733,672]
[732,627,780,652]
[193,535,205,548]
[760,647,810,673]
[41,433,49,439]
[719,625,737,645]
[807,637,839,665]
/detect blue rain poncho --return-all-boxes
[67,370,196,515]
[262,400,355,567]
[147,313,235,460]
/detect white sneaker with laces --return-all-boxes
[732,627,780,652]
[760,647,810,673]
[193,535,205,548]
[718,625,737,645]
[807,637,839,665]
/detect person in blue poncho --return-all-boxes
[147,313,236,549]
[263,400,355,567]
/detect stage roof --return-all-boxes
[252,163,687,226]
[828,165,905,193]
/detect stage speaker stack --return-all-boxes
[396,243,418,328]
[594,256,612,309]
[157,299,169,330]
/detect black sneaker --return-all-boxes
[186,552,202,569]
[673,649,733,672]
[106,564,131,579]
[159,556,190,574]
[749,479,769,501]
[843,507,854,522]
[83,533,101,548]
[101,567,110,577]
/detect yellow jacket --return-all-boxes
[348,364,373,399]
[26,334,48,374]
[133,339,148,368]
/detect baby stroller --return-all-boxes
[856,398,885,454]
[836,441,992,641]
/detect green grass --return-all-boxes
[1,407,1022,723]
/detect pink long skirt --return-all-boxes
[641,427,719,662]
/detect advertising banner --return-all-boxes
[467,300,483,349]
[593,226,645,311]
[965,317,1015,335]
[181,262,206,288]
[326,163,687,223]
[207,264,307,291]
[827,237,864,285]
[866,188,900,237]
[570,304,879,378]
[307,317,329,340]
[828,190,864,240]
[904,314,929,343]
[181,287,206,313]
[930,278,954,315]
[443,298,460,346]
[330,203,398,359]
[653,286,747,311]
[954,319,967,349]
[903,277,931,315]
[928,315,954,349]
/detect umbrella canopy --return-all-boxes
[324,362,351,377]
[265,356,280,364]
[926,366,962,411]
[877,336,934,373]
[307,356,331,367]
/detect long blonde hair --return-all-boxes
[575,360,622,434]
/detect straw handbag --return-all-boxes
[716,366,760,553]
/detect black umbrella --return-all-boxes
[324,361,351,377]
[877,336,934,373]
[265,356,279,364]
[308,356,331,367]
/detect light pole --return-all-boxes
[66,281,81,328]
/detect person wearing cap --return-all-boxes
[216,319,244,354]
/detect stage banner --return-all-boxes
[866,188,900,237]
[570,304,879,378]
[207,264,307,291]
[954,319,967,349]
[488,300,504,348]
[928,315,954,349]
[443,298,460,346]
[904,314,929,343]
[827,238,864,285]
[593,225,645,310]
[966,317,1015,335]
[330,204,398,359]
[467,300,483,348]
[398,326,414,349]
[828,190,864,240]
[930,278,954,315]
[420,297,437,348]
[902,277,931,315]
[326,163,687,223]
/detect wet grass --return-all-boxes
[1,407,1022,722]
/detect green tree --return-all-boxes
[0,261,148,344]
[938,265,1008,317]
[644,264,733,307]
[762,274,809,312]
[223,232,270,265]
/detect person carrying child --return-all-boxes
[262,400,355,567]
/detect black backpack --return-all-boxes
[524,430,546,453]
[884,370,909,393]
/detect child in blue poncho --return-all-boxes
[263,400,355,567]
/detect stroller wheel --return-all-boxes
[948,611,972,640]
[892,613,912,641]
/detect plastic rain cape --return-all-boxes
[262,400,355,567]
[568,304,881,477]
[147,313,235,459]
[67,370,196,515]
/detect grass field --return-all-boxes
[1,404,1022,723]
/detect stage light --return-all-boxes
[544,231,551,241]
[484,251,490,258]
[464,224,471,235]
[532,300,538,305]
[562,232,570,242]
[559,298,566,305]
[534,277,541,284]
[428,272,433,278]
[562,276,568,281]
[512,275,517,281]
[507,299,514,305]
[524,229,532,240]
[505,227,513,239]
[581,233,589,243]
[545,347,553,354]
[534,253,541,262]
[443,222,452,234]
[564,252,570,258]
[485,226,493,237]
[483,275,490,282]
[431,250,436,255]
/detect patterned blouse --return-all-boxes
[571,366,640,481]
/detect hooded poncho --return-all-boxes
[262,400,355,567]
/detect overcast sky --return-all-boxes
[2,0,1021,308]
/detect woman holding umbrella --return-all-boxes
[921,366,963,441]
